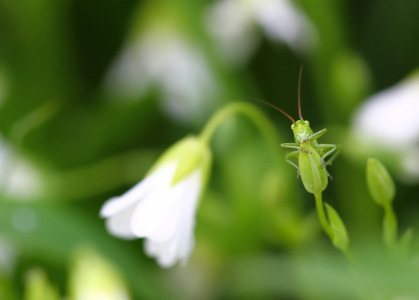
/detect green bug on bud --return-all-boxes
[258,67,338,194]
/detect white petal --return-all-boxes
[143,171,202,267]
[204,0,257,65]
[353,76,419,148]
[255,0,316,51]
[130,184,178,240]
[105,204,137,239]
[145,223,194,268]
[100,163,176,218]
[131,170,202,241]
[145,239,176,268]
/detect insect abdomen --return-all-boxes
[299,143,328,194]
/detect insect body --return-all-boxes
[282,119,336,194]
[259,67,338,194]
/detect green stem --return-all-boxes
[383,203,397,247]
[10,100,59,146]
[199,103,281,158]
[314,192,333,239]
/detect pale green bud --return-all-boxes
[24,269,60,300]
[69,247,129,300]
[366,158,395,206]
[149,135,212,186]
[325,204,349,251]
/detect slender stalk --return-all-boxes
[383,203,397,247]
[314,192,333,239]
[199,103,282,158]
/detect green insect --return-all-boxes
[259,67,338,194]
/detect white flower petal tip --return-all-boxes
[101,136,211,267]
[352,74,419,148]
[99,164,177,218]
[100,197,120,218]
[352,73,419,181]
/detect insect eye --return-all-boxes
[305,121,309,126]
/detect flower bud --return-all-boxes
[325,204,349,251]
[69,247,129,300]
[149,135,212,186]
[366,158,395,206]
[24,269,60,300]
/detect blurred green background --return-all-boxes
[1,0,419,299]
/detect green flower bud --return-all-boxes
[366,158,395,206]
[325,204,349,251]
[150,135,212,186]
[69,247,129,300]
[24,269,60,300]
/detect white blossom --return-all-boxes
[104,28,219,123]
[352,72,419,180]
[101,137,211,267]
[205,0,317,65]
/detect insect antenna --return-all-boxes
[254,99,295,123]
[298,65,304,120]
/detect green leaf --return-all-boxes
[366,158,395,206]
[325,204,349,251]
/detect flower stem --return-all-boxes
[199,103,281,157]
[314,192,333,239]
[383,203,397,247]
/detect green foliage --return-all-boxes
[0,0,418,299]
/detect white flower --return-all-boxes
[205,0,317,65]
[352,72,419,180]
[0,137,43,199]
[104,27,219,123]
[100,136,211,268]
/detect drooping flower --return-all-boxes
[205,0,317,65]
[100,136,211,268]
[352,71,419,181]
[103,2,219,123]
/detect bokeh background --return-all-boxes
[1,0,419,299]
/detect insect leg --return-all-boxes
[316,144,338,168]
[324,146,340,167]
[304,128,327,143]
[281,143,311,154]
[285,151,300,179]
